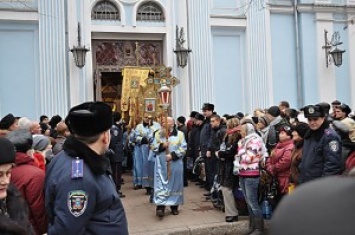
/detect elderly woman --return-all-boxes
[216,117,241,222]
[237,122,268,235]
[0,137,34,235]
[266,125,294,199]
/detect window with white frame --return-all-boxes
[92,0,120,20]
[137,1,164,21]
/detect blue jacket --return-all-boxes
[299,122,342,184]
[45,136,128,235]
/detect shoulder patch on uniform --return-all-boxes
[68,190,88,217]
[324,129,331,135]
[329,140,339,152]
[113,129,118,136]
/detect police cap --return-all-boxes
[303,105,325,118]
[65,102,112,137]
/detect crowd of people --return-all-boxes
[0,99,355,234]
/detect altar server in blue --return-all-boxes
[131,115,152,190]
[153,117,187,218]
[147,116,162,199]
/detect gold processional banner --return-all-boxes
[121,67,150,126]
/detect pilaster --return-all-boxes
[38,0,69,116]
[316,13,335,102]
[245,0,274,110]
[184,0,214,112]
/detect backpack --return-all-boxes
[211,175,224,211]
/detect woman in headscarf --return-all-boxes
[237,122,268,235]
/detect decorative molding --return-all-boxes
[0,10,39,21]
[210,14,247,19]
[269,5,294,14]
[297,4,355,13]
[210,18,247,27]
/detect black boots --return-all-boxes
[170,206,179,215]
[156,206,165,218]
[225,216,238,222]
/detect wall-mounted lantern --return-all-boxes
[70,23,90,68]
[322,30,346,67]
[173,26,192,68]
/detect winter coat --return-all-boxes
[45,136,128,235]
[0,184,34,235]
[299,121,342,184]
[199,117,212,156]
[178,124,188,142]
[266,139,294,194]
[290,140,304,185]
[238,133,268,177]
[210,123,227,152]
[187,124,201,160]
[266,116,289,151]
[217,134,240,188]
[11,152,47,235]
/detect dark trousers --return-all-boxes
[205,155,219,191]
[111,162,123,192]
[183,155,188,186]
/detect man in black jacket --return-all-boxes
[189,113,204,183]
[200,103,214,191]
[204,114,226,197]
[299,104,342,184]
[109,112,125,198]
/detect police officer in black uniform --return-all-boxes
[45,102,128,235]
[299,104,342,184]
[108,112,125,198]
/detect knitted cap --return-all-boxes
[32,135,50,151]
[293,122,309,139]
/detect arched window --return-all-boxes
[137,1,164,21]
[92,0,120,20]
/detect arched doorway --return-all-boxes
[92,40,163,112]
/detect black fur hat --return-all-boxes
[201,103,214,112]
[65,102,112,137]
[0,113,16,130]
[0,137,16,165]
[49,115,62,129]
